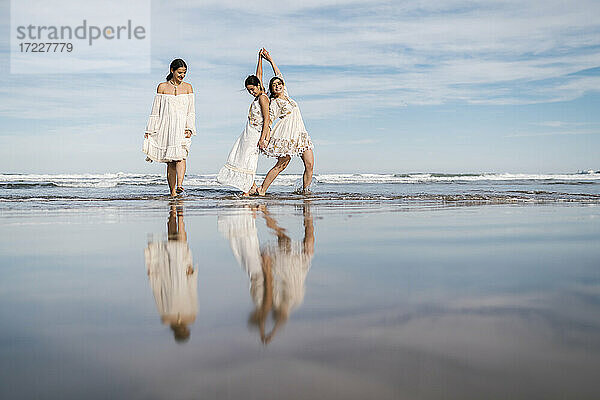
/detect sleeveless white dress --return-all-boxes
[263,73,313,158]
[217,94,268,192]
[143,93,196,163]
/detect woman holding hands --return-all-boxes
[257,49,314,195]
[217,51,271,196]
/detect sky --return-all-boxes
[0,0,599,174]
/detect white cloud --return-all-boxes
[314,138,381,146]
[505,130,600,138]
[535,121,590,128]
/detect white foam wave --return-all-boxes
[1,171,599,187]
[0,172,162,188]
[314,173,600,184]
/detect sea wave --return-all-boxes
[314,172,600,184]
[1,171,599,188]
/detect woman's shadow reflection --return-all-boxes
[218,202,315,344]
[145,201,197,343]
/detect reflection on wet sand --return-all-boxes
[218,202,314,344]
[1,203,599,399]
[145,201,197,343]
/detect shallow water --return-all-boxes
[1,172,600,206]
[1,197,599,399]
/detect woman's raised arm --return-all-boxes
[256,49,264,86]
[261,49,281,77]
[257,94,271,149]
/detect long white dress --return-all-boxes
[217,210,264,307]
[217,94,268,192]
[145,238,198,325]
[143,93,196,162]
[263,74,314,158]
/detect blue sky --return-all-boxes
[0,0,599,174]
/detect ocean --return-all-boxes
[2,172,600,209]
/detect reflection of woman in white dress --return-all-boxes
[260,204,314,343]
[217,207,264,310]
[217,51,271,196]
[145,203,197,343]
[143,59,196,197]
[218,203,314,344]
[256,49,315,195]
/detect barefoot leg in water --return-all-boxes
[301,149,314,192]
[258,155,291,195]
[167,162,177,196]
[175,160,186,194]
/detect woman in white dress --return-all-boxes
[217,206,264,318]
[218,203,314,344]
[145,203,197,343]
[259,203,314,343]
[143,59,196,197]
[256,49,315,195]
[217,51,271,196]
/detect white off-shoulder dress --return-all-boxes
[217,94,268,192]
[263,74,313,158]
[145,238,197,325]
[143,93,196,163]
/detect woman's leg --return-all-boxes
[166,162,177,196]
[175,160,186,189]
[301,149,314,191]
[244,182,258,197]
[258,156,291,195]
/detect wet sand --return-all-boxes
[1,201,599,399]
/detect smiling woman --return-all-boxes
[143,58,196,197]
[217,50,271,196]
[257,49,314,195]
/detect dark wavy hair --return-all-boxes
[245,75,264,92]
[268,76,284,98]
[170,323,190,344]
[166,59,187,81]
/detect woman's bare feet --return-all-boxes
[256,185,266,196]
[247,182,259,195]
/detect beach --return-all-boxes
[4,0,600,397]
[0,172,599,399]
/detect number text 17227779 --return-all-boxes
[18,42,73,52]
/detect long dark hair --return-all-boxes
[268,76,284,98]
[166,59,187,81]
[245,75,264,92]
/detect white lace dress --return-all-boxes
[217,94,268,192]
[263,74,313,158]
[263,240,312,314]
[143,93,196,162]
